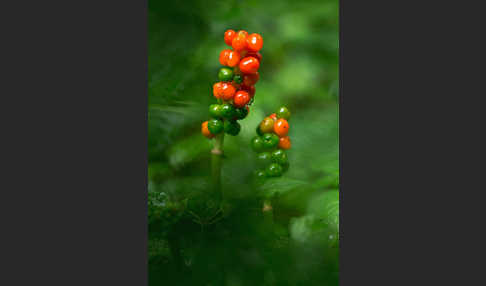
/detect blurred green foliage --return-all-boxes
[148,0,339,285]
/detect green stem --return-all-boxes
[211,132,225,200]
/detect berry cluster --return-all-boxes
[202,29,264,138]
[251,107,292,178]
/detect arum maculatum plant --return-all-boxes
[201,29,263,198]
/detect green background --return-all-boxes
[148,0,339,285]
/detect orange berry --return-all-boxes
[237,30,248,37]
[233,90,250,108]
[274,118,289,137]
[247,33,263,52]
[232,34,247,52]
[278,136,291,149]
[239,56,260,74]
[219,49,231,66]
[269,113,277,120]
[243,72,259,86]
[226,50,240,67]
[220,82,236,100]
[201,121,214,138]
[213,82,223,99]
[224,29,236,46]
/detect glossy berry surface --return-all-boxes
[259,117,275,133]
[262,133,279,149]
[224,29,236,46]
[274,118,289,137]
[232,33,247,52]
[278,136,291,150]
[224,120,241,136]
[256,152,272,167]
[226,50,240,67]
[251,136,265,152]
[269,113,277,120]
[255,169,267,179]
[240,84,255,97]
[239,57,260,74]
[208,119,224,134]
[221,103,236,119]
[243,72,259,86]
[218,67,234,82]
[271,149,288,165]
[213,82,223,99]
[219,49,231,66]
[220,82,236,100]
[201,121,214,138]
[266,163,283,177]
[246,33,263,52]
[209,104,223,118]
[246,52,262,63]
[276,106,291,120]
[233,90,250,108]
[234,106,249,120]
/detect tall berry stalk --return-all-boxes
[201,29,264,199]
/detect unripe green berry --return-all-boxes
[234,107,249,120]
[271,149,288,165]
[251,136,265,153]
[218,67,234,82]
[262,133,279,149]
[233,74,243,84]
[209,104,223,118]
[207,119,223,134]
[276,106,291,120]
[254,169,267,180]
[221,103,236,119]
[256,152,272,167]
[224,120,240,136]
[266,163,283,177]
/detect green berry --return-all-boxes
[209,104,223,118]
[256,125,263,136]
[256,152,272,167]
[218,67,234,82]
[276,106,291,120]
[262,133,279,149]
[254,169,267,180]
[221,103,236,119]
[207,119,223,134]
[234,107,248,120]
[266,163,283,177]
[233,74,243,84]
[271,149,288,165]
[251,136,265,153]
[224,120,240,136]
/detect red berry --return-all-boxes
[233,90,250,108]
[247,33,263,52]
[220,82,236,100]
[243,72,259,86]
[246,52,262,63]
[239,56,260,74]
[226,50,240,67]
[232,34,247,52]
[219,49,231,66]
[241,84,255,97]
[213,82,223,99]
[224,29,236,46]
[269,113,277,120]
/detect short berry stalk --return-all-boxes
[201,29,264,199]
